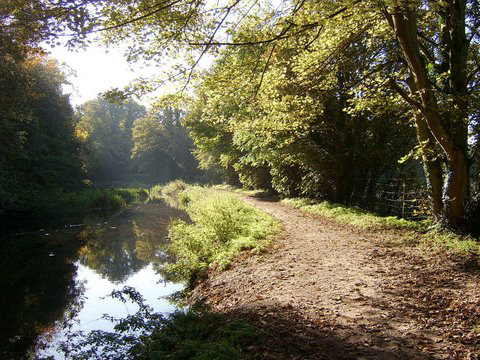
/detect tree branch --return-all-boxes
[253,43,276,98]
[388,78,425,111]
[56,0,182,36]
[182,0,241,91]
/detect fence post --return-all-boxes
[402,180,406,219]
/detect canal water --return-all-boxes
[0,201,188,359]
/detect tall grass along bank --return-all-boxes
[153,181,280,285]
[2,187,148,227]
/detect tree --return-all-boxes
[186,35,418,204]
[102,0,480,228]
[76,97,146,183]
[24,56,84,187]
[0,51,84,212]
[19,0,478,228]
[132,107,200,182]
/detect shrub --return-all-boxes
[161,185,279,285]
[160,180,188,208]
[149,185,163,201]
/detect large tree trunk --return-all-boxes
[441,0,469,228]
[414,112,444,220]
[386,3,470,228]
[443,149,469,228]
[406,78,444,220]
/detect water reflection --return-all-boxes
[0,201,187,359]
[0,231,83,359]
[77,224,148,284]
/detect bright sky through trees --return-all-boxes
[46,43,150,106]
[46,42,213,106]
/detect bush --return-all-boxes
[155,180,188,208]
[159,184,279,285]
[148,184,163,201]
[2,187,148,223]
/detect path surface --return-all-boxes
[192,196,480,359]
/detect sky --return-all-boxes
[46,42,213,108]
[45,43,159,107]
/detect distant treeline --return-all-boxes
[0,46,202,217]
[76,98,202,185]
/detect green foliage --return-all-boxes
[151,180,189,208]
[148,184,164,201]
[7,187,148,221]
[283,198,480,257]
[76,0,479,229]
[142,304,257,360]
[132,107,201,183]
[158,183,279,284]
[0,52,84,214]
[0,0,99,48]
[60,288,259,360]
[184,19,418,205]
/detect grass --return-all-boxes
[282,198,429,231]
[142,304,259,360]
[153,181,280,285]
[6,187,149,223]
[281,197,480,257]
[211,184,274,198]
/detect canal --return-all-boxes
[0,200,188,359]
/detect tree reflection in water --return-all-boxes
[77,202,185,283]
[0,231,85,359]
[77,223,148,284]
[0,201,188,359]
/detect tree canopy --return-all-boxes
[57,0,476,228]
[3,0,480,229]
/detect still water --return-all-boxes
[0,201,188,359]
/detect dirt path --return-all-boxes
[191,195,480,359]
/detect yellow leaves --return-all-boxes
[74,126,89,142]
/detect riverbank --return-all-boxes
[43,183,279,359]
[22,183,478,359]
[150,181,280,286]
[0,187,148,231]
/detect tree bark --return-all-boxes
[385,4,470,228]
[405,78,444,219]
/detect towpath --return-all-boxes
[192,195,479,359]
